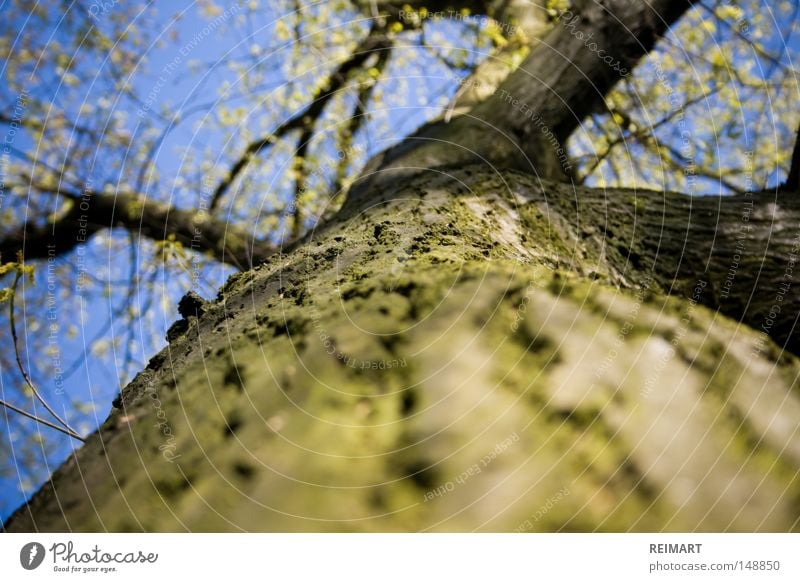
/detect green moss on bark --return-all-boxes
[6,167,800,532]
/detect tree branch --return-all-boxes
[539,179,800,354]
[209,26,393,212]
[4,270,85,442]
[0,111,97,137]
[348,0,698,203]
[783,124,800,191]
[346,164,800,354]
[330,45,393,201]
[0,184,276,269]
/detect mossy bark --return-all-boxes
[6,166,800,532]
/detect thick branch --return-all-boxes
[349,0,697,202]
[532,178,800,355]
[343,165,800,354]
[0,187,276,269]
[783,124,800,191]
[489,0,697,155]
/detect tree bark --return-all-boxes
[5,0,800,533]
[5,167,800,532]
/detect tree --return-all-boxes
[2,0,800,531]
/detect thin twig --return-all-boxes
[8,269,85,441]
[0,397,85,441]
[209,25,392,212]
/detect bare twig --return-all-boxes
[209,25,392,212]
[4,269,85,442]
[0,397,85,441]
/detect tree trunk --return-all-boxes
[5,165,800,532]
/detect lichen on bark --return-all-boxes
[6,166,799,532]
